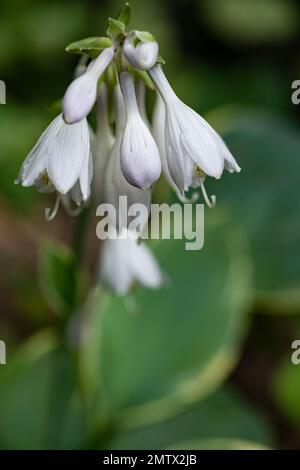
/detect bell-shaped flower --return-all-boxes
[123,32,159,71]
[93,84,115,202]
[135,79,150,129]
[149,65,241,202]
[16,113,91,201]
[103,85,150,230]
[98,228,164,295]
[152,93,177,191]
[119,71,161,190]
[152,94,201,204]
[61,149,93,206]
[63,46,114,123]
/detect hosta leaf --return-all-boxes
[110,386,272,450]
[169,438,268,450]
[0,330,87,450]
[39,239,87,317]
[106,18,125,40]
[208,109,300,312]
[80,210,253,429]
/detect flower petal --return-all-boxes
[18,114,63,187]
[99,238,134,294]
[47,118,90,194]
[79,150,93,201]
[63,47,114,123]
[120,72,161,190]
[128,239,164,289]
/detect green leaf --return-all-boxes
[81,210,252,428]
[117,2,131,26]
[208,110,300,312]
[65,36,112,59]
[0,330,87,450]
[157,54,166,65]
[106,18,126,41]
[39,239,87,316]
[110,387,273,449]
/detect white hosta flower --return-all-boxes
[120,71,161,190]
[93,84,115,202]
[123,32,158,71]
[152,94,200,204]
[104,85,150,230]
[149,65,241,202]
[16,113,91,200]
[99,228,164,294]
[63,46,114,123]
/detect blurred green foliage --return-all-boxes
[209,111,300,311]
[200,0,298,45]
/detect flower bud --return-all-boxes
[123,34,158,71]
[149,65,241,198]
[103,85,151,231]
[93,84,115,202]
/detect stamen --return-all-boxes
[195,167,206,178]
[45,195,60,221]
[60,195,83,217]
[42,172,50,186]
[200,180,216,209]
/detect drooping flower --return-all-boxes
[60,150,93,212]
[103,85,150,230]
[149,65,241,204]
[135,79,150,128]
[119,71,161,190]
[152,93,200,204]
[152,93,176,191]
[63,46,114,124]
[99,87,162,294]
[16,114,91,200]
[123,31,159,71]
[98,228,164,294]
